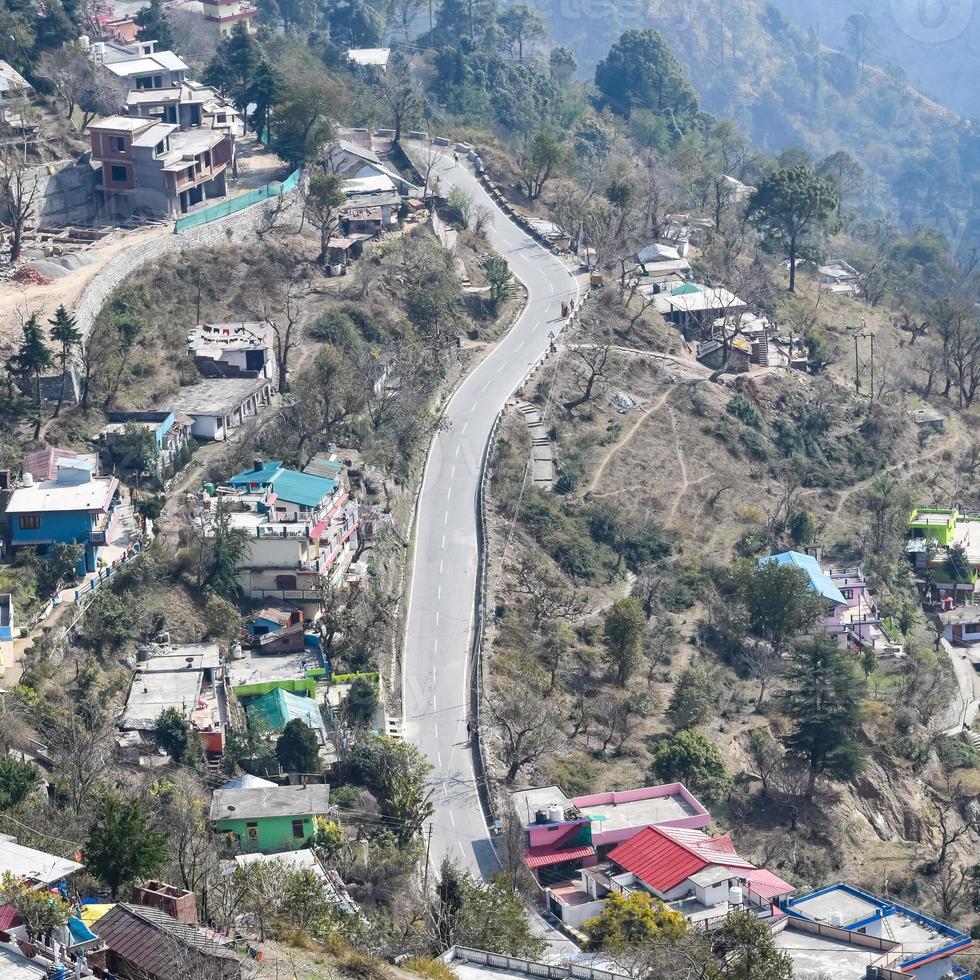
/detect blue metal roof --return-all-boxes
[270,469,336,508]
[761,551,847,605]
[229,460,283,486]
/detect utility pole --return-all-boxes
[421,823,433,893]
[854,325,875,397]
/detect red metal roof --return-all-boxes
[0,905,22,931]
[746,869,795,901]
[524,843,595,870]
[607,825,754,894]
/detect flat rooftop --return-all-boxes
[227,649,318,687]
[911,512,956,525]
[0,946,46,979]
[511,785,572,823]
[121,667,204,730]
[172,378,269,416]
[444,948,627,978]
[790,888,881,926]
[120,644,219,730]
[773,928,878,979]
[576,792,698,833]
[5,475,116,514]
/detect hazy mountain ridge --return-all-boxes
[528,0,979,248]
[767,0,980,118]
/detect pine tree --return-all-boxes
[204,23,261,116]
[780,635,867,798]
[48,305,80,419]
[134,0,174,49]
[84,793,167,898]
[7,314,52,439]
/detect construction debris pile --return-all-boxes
[11,266,53,285]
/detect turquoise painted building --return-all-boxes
[210,783,330,853]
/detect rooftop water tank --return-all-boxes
[830,911,844,927]
[78,35,90,50]
[546,804,564,824]
[728,886,743,906]
[21,472,33,487]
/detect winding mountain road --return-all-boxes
[401,150,581,876]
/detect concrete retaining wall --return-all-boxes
[74,187,300,340]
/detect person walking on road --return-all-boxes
[453,151,459,164]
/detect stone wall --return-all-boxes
[74,187,300,340]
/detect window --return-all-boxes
[113,136,125,152]
[155,141,164,155]
[153,75,162,88]
[292,819,305,839]
[18,515,40,530]
[841,589,853,600]
[110,165,127,183]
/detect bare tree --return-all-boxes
[36,706,114,817]
[925,861,971,920]
[245,268,311,393]
[472,205,494,237]
[504,551,586,629]
[379,52,422,142]
[0,148,39,260]
[484,677,566,783]
[416,142,444,199]
[563,343,610,413]
[738,637,784,709]
[930,776,979,871]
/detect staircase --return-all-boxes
[516,401,554,489]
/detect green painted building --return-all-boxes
[908,507,980,590]
[210,783,330,854]
[908,508,960,547]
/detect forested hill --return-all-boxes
[525,0,980,251]
[767,0,980,119]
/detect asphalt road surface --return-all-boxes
[401,152,581,877]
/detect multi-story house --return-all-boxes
[762,551,903,657]
[4,456,120,574]
[89,114,233,217]
[201,0,259,37]
[90,37,189,91]
[908,507,980,600]
[510,782,792,932]
[99,408,194,481]
[125,79,242,135]
[211,457,360,611]
[0,60,33,129]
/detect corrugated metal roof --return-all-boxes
[762,551,847,605]
[524,843,595,869]
[270,469,336,508]
[96,903,242,979]
[228,460,283,487]
[746,869,795,901]
[608,826,753,894]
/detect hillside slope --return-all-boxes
[528,0,979,249]
[769,0,980,118]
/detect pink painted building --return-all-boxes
[512,782,710,879]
